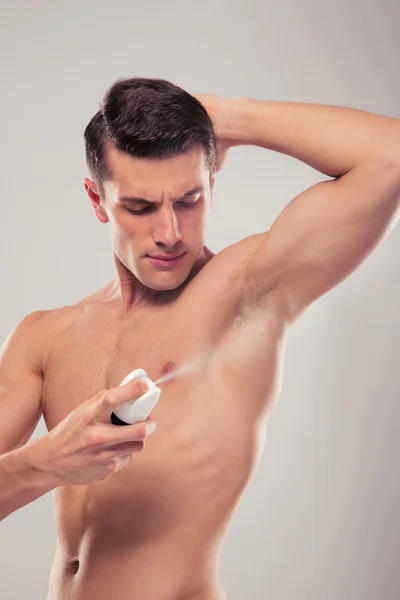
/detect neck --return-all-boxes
[106,247,214,315]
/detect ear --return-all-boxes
[84,178,109,224]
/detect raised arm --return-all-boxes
[198,95,400,323]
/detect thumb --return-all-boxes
[92,379,148,422]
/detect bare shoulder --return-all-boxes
[213,232,287,325]
[2,309,55,352]
[11,286,112,373]
[183,233,268,324]
[197,233,266,287]
[215,233,266,267]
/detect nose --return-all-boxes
[153,206,183,248]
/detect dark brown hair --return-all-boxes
[84,77,216,192]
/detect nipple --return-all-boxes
[155,361,177,385]
[162,361,176,377]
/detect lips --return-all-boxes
[149,253,184,260]
[147,252,185,268]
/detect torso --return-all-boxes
[40,237,287,600]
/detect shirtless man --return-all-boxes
[0,78,399,600]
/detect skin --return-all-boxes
[86,141,215,299]
[45,145,269,600]
[0,95,399,600]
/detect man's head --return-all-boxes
[84,78,216,292]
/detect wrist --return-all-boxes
[218,97,258,145]
[22,438,65,490]
[0,443,61,521]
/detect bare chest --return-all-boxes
[42,299,229,429]
[42,297,283,552]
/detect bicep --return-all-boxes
[243,160,400,323]
[0,313,47,455]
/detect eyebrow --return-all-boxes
[118,186,205,205]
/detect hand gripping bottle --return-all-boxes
[111,369,161,426]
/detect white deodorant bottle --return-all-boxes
[111,369,161,426]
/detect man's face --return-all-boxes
[85,144,214,292]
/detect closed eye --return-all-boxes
[176,201,198,207]
[126,201,198,215]
[126,206,154,215]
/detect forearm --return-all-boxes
[0,444,58,521]
[221,98,400,177]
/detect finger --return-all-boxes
[102,440,144,457]
[107,418,156,446]
[92,379,148,422]
[113,454,133,472]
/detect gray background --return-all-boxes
[0,0,399,598]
